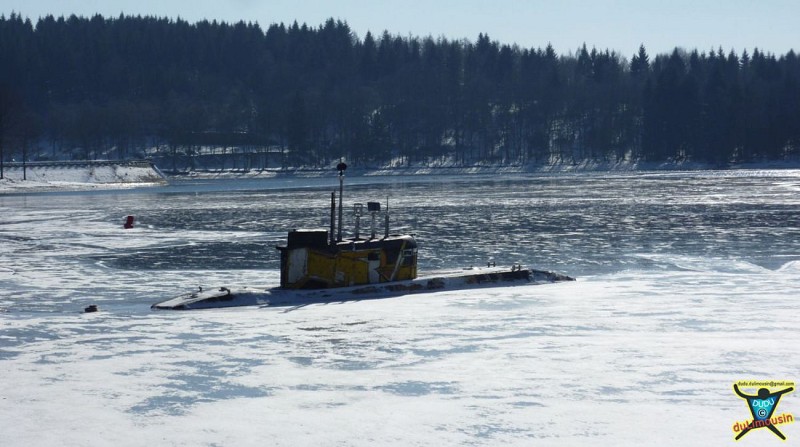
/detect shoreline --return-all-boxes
[0,178,168,194]
[172,157,800,175]
[0,160,167,194]
[3,159,800,193]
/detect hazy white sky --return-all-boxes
[3,0,797,57]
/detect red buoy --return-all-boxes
[124,215,135,229]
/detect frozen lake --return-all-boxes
[2,170,800,445]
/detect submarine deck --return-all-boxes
[151,266,574,310]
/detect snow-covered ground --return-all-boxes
[0,162,166,193]
[1,171,799,446]
[3,270,798,446]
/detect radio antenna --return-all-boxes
[384,196,390,238]
[336,160,347,242]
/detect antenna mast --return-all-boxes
[336,161,347,242]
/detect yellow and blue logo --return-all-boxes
[733,380,795,441]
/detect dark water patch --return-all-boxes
[510,400,545,408]
[91,241,279,270]
[289,356,314,366]
[460,422,531,440]
[376,380,460,396]
[330,359,380,370]
[127,359,272,416]
[0,327,62,348]
[411,344,480,357]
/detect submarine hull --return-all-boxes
[151,266,575,310]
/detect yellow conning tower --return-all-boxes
[277,231,418,289]
[276,162,418,289]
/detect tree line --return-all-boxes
[1,13,799,171]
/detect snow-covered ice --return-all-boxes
[1,171,800,445]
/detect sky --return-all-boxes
[2,0,798,58]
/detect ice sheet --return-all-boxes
[2,171,800,445]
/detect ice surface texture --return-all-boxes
[1,170,800,445]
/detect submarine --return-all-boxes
[151,163,574,310]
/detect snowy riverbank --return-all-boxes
[0,161,167,193]
[3,158,800,192]
[172,158,800,179]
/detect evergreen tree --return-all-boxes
[630,44,650,78]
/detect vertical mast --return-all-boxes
[384,196,390,238]
[336,161,347,242]
[330,192,336,246]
